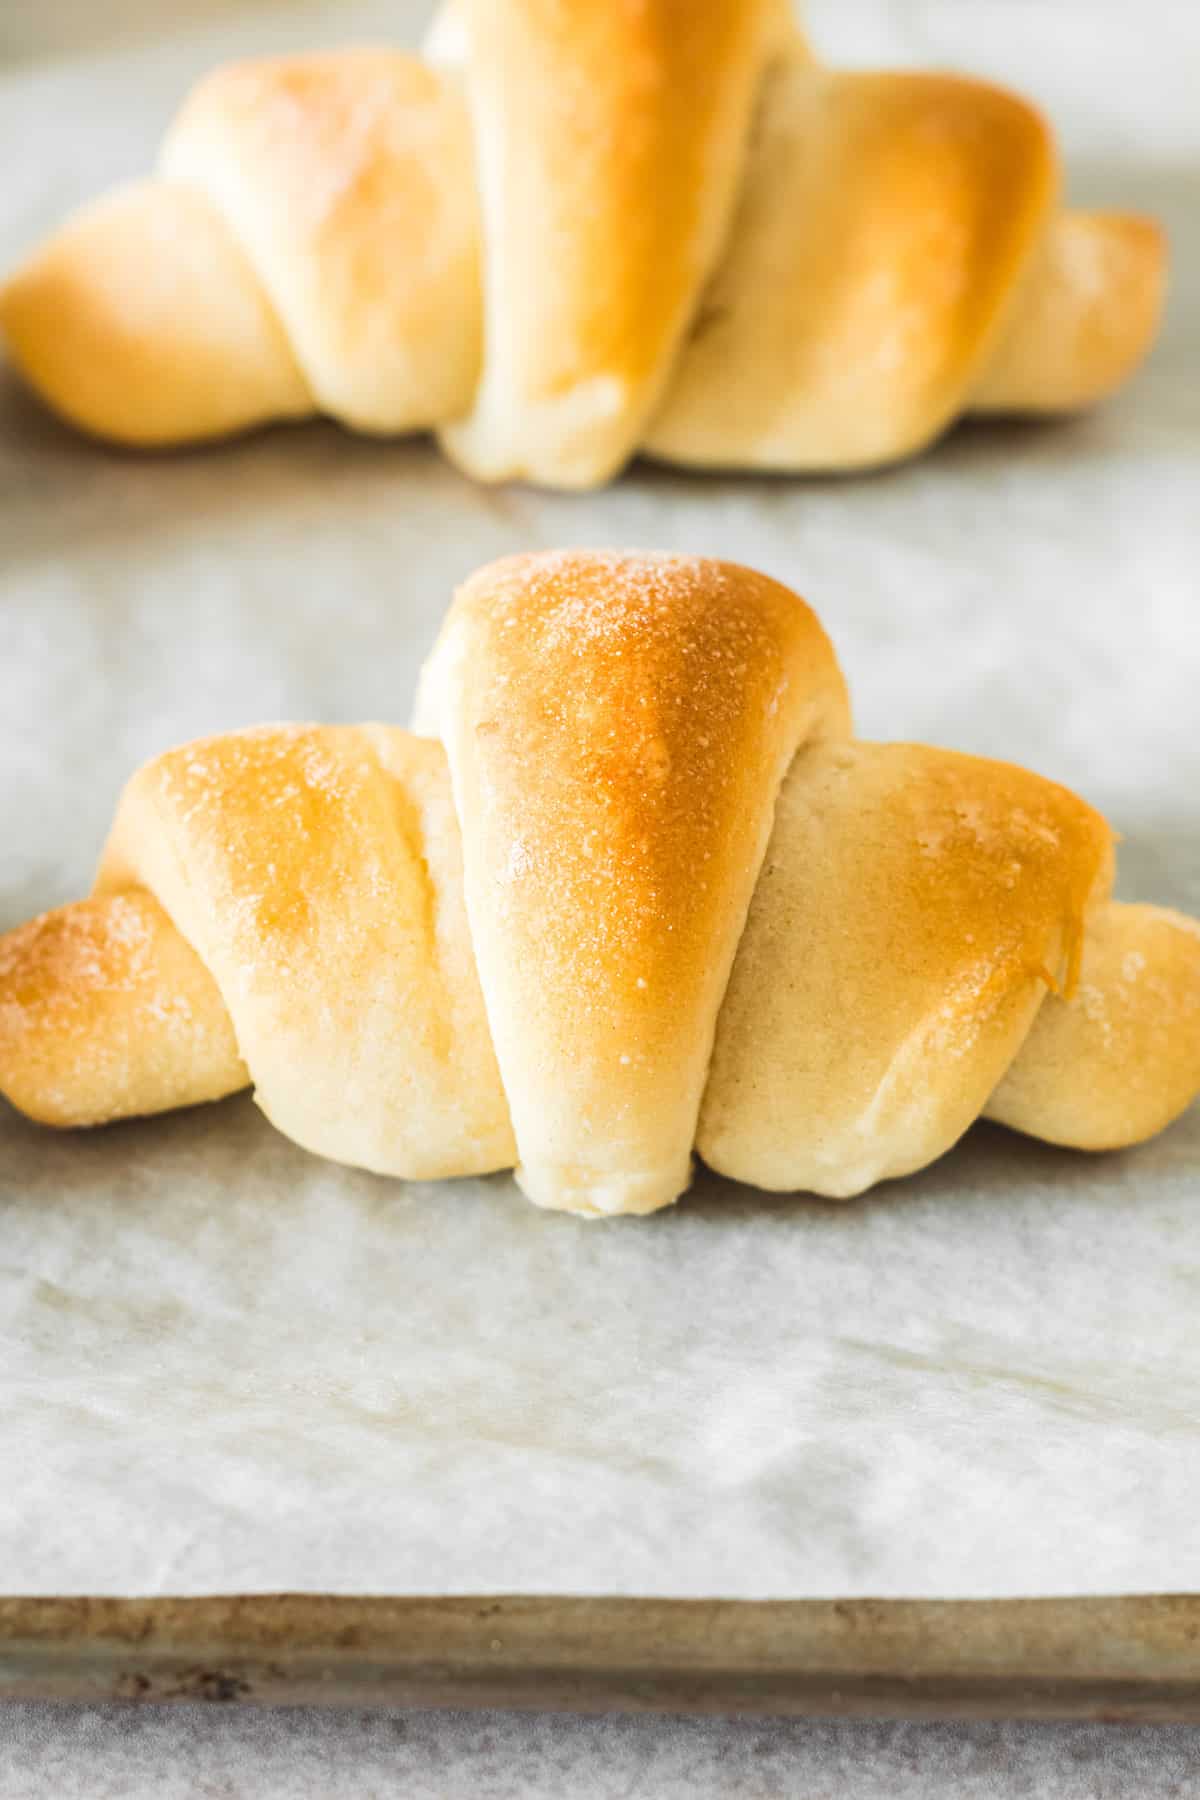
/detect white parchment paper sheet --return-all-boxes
[1,0,1198,1599]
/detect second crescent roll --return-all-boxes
[0,3,1166,485]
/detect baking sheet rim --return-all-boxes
[4,1592,1200,1721]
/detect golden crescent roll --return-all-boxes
[0,3,1165,486]
[2,552,1197,1218]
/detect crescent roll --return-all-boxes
[2,552,1197,1217]
[0,4,1166,486]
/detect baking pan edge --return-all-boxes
[3,1594,1200,1721]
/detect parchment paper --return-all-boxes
[1,0,1198,1600]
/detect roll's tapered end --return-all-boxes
[0,179,310,447]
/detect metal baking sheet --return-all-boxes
[5,1594,1200,1721]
